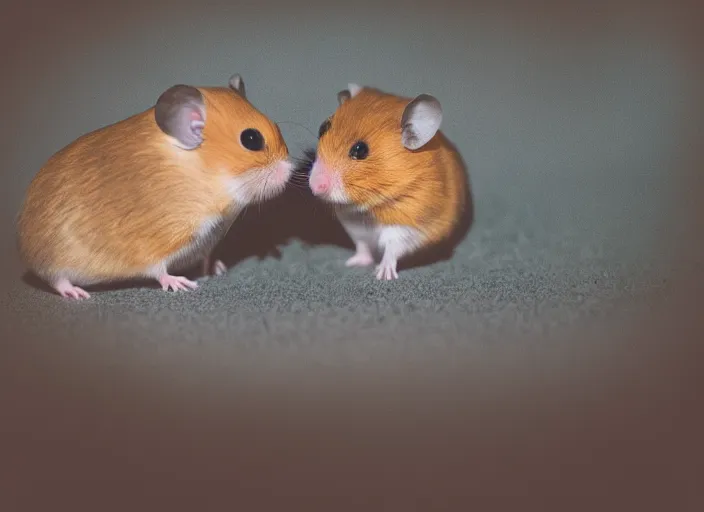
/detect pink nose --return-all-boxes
[310,174,331,196]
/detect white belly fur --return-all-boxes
[335,207,382,249]
[335,206,425,260]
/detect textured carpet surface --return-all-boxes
[0,185,679,367]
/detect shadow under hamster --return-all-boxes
[213,180,354,270]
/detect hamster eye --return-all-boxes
[318,119,331,139]
[240,128,264,151]
[349,141,369,160]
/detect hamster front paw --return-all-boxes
[201,255,228,278]
[375,259,399,281]
[213,260,227,276]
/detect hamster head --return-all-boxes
[308,84,443,209]
[155,74,292,204]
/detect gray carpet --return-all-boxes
[1,186,677,356]
[2,1,703,507]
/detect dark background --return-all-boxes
[1,0,703,509]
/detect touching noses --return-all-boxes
[309,160,332,196]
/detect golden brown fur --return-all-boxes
[317,87,466,248]
[17,85,289,285]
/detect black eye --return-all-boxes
[240,128,264,151]
[349,141,369,160]
[318,119,331,139]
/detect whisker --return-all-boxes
[290,147,317,176]
[275,120,318,142]
[285,183,307,197]
[288,178,311,187]
[287,183,310,194]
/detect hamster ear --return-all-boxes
[155,85,206,150]
[228,73,246,98]
[401,94,443,150]
[348,83,363,97]
[337,89,351,105]
[337,83,363,105]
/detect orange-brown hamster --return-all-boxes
[305,83,467,280]
[16,74,292,299]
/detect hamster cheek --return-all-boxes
[327,179,351,204]
[222,174,250,204]
[222,162,290,205]
[260,159,293,199]
[273,159,293,187]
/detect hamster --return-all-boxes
[304,83,467,280]
[16,74,292,299]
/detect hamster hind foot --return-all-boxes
[345,242,374,267]
[158,274,199,292]
[53,277,91,300]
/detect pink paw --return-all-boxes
[158,274,198,292]
[375,260,399,281]
[213,259,227,276]
[345,252,374,267]
[202,256,227,277]
[53,278,91,300]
